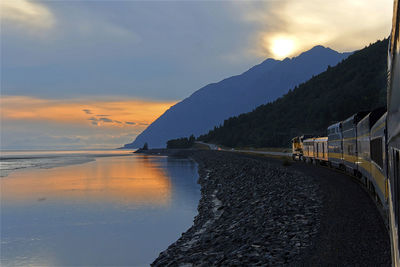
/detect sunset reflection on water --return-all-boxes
[1,154,200,266]
[1,155,172,206]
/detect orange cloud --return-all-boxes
[0,95,176,129]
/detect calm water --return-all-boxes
[0,150,200,266]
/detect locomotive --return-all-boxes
[291,1,399,264]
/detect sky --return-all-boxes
[0,0,394,149]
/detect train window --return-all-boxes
[370,138,383,168]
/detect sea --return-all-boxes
[0,150,200,266]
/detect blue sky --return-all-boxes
[2,1,259,100]
[0,0,393,149]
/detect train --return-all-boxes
[292,1,399,264]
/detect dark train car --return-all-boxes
[328,122,343,168]
[387,0,400,264]
[370,113,388,206]
[302,137,328,164]
[356,107,387,186]
[342,111,369,174]
[303,138,315,162]
[314,137,328,162]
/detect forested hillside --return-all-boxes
[198,39,388,148]
[124,45,350,148]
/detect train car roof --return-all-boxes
[357,107,387,129]
[371,112,387,134]
[327,122,342,130]
[369,107,387,128]
[343,111,370,125]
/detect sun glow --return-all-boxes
[1,0,55,30]
[270,37,295,59]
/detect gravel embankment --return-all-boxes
[147,150,390,266]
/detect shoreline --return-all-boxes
[0,150,136,177]
[140,149,391,265]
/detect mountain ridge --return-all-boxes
[124,45,351,148]
[198,39,388,148]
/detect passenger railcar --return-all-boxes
[342,112,369,175]
[370,113,388,206]
[356,107,387,188]
[327,122,343,168]
[314,137,328,163]
[387,0,400,263]
[303,138,315,162]
[301,137,328,163]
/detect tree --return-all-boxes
[166,135,195,149]
[189,135,195,144]
[142,142,148,150]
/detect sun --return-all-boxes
[270,37,295,59]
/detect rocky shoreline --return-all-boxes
[145,150,390,266]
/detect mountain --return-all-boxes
[124,46,351,148]
[198,39,388,148]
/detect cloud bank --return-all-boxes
[233,0,392,58]
[0,96,176,149]
[1,0,55,31]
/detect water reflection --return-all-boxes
[1,154,200,266]
[1,155,171,205]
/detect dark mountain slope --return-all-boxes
[198,39,388,148]
[124,46,350,148]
